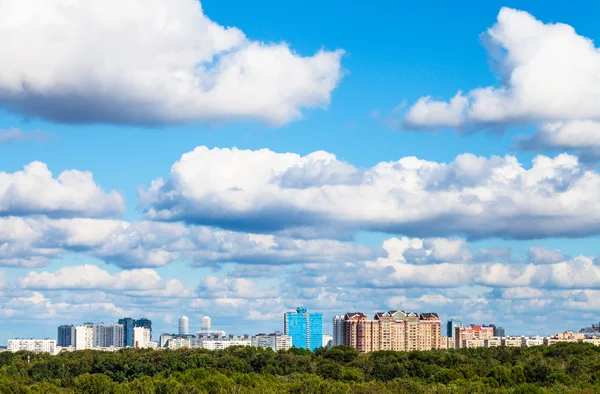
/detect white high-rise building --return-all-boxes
[133,327,151,349]
[8,339,56,354]
[75,325,94,350]
[201,316,211,331]
[333,315,344,346]
[93,324,125,348]
[322,334,333,348]
[179,316,189,335]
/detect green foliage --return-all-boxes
[2,343,600,392]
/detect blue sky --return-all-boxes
[1,0,600,342]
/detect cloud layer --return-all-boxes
[403,8,600,157]
[0,0,343,126]
[140,146,600,240]
[0,162,124,218]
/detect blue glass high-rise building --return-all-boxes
[119,317,153,347]
[447,319,463,338]
[284,307,323,351]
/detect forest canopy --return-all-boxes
[2,343,600,393]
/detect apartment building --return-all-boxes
[502,337,522,347]
[7,339,56,354]
[455,325,494,348]
[342,310,441,353]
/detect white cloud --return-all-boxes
[0,162,124,218]
[0,0,343,126]
[403,8,600,156]
[0,128,53,144]
[140,146,600,240]
[0,216,377,268]
[17,264,193,297]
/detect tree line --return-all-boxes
[2,342,600,393]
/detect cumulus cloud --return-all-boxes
[0,128,53,144]
[0,162,124,218]
[18,264,193,297]
[363,239,600,290]
[0,0,343,126]
[0,216,378,268]
[140,146,600,240]
[403,8,600,156]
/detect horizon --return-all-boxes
[1,0,600,345]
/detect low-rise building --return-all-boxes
[502,337,522,347]
[582,337,600,346]
[462,339,485,348]
[485,338,501,347]
[193,335,251,350]
[251,333,292,351]
[522,336,544,347]
[7,339,56,354]
[545,331,585,345]
[167,337,191,349]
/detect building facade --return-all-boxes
[333,315,344,346]
[455,325,494,348]
[322,334,333,348]
[57,325,75,347]
[8,339,56,354]
[194,335,251,350]
[251,333,292,351]
[284,307,323,351]
[118,318,135,347]
[93,324,125,348]
[342,310,441,353]
[75,324,94,350]
[446,319,463,338]
[179,316,189,335]
[133,327,151,348]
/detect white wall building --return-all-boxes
[522,336,545,347]
[333,315,344,346]
[251,333,292,351]
[179,316,189,335]
[193,336,251,350]
[75,324,94,350]
[202,316,211,331]
[167,337,191,349]
[134,327,151,349]
[322,334,333,348]
[8,339,56,354]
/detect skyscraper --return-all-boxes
[202,316,211,331]
[118,318,135,347]
[57,325,75,347]
[179,316,189,335]
[135,318,152,340]
[447,319,463,338]
[283,307,323,352]
[93,324,125,348]
[333,315,344,346]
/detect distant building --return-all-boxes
[167,337,191,349]
[284,307,323,351]
[579,322,600,334]
[202,316,211,331]
[93,324,125,348]
[501,337,522,347]
[193,335,251,350]
[118,318,135,347]
[522,336,544,347]
[135,318,153,340]
[8,339,56,354]
[322,334,333,348]
[483,324,505,337]
[179,316,189,335]
[455,325,494,348]
[75,324,94,350]
[342,310,441,353]
[446,319,463,338]
[251,332,292,351]
[545,331,585,345]
[133,327,151,349]
[57,325,75,347]
[333,315,344,346]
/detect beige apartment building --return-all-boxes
[342,310,441,353]
[455,325,494,348]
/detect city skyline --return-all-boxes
[1,0,600,343]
